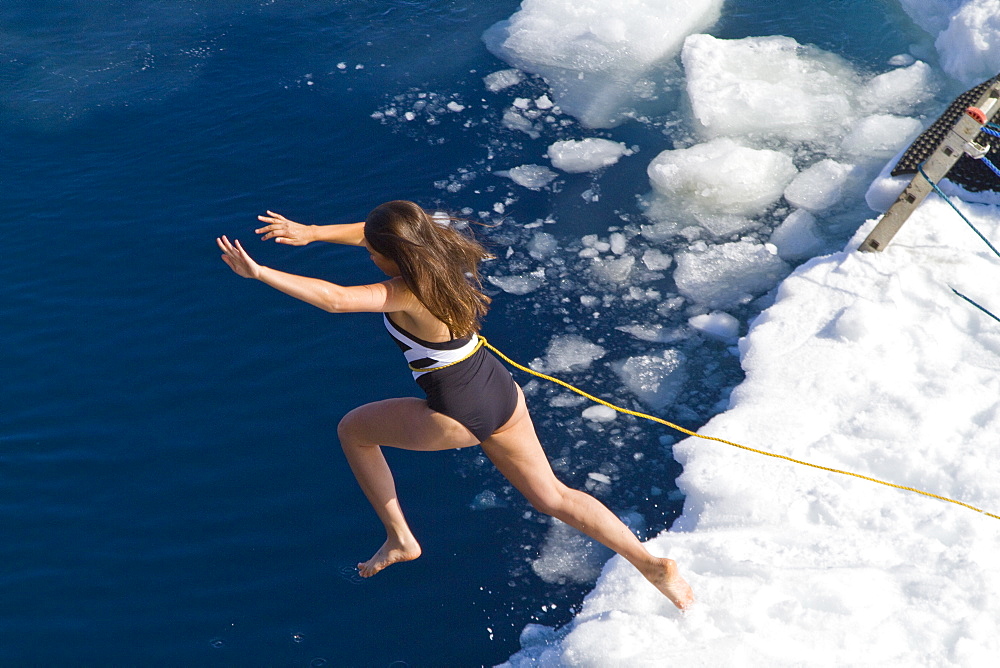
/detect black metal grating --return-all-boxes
[891,74,1000,193]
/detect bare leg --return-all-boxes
[337,398,479,577]
[481,389,695,610]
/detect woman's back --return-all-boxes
[377,276,463,344]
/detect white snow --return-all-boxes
[899,0,1000,85]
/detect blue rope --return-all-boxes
[952,288,1000,324]
[983,156,1000,180]
[983,124,1000,139]
[917,162,1000,260]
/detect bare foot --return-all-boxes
[644,558,695,611]
[357,538,422,578]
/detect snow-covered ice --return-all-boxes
[505,195,1000,667]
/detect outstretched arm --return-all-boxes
[256,211,365,246]
[217,235,407,313]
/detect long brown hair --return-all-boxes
[364,200,491,337]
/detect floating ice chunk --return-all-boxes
[446,101,465,112]
[502,109,540,137]
[532,334,606,373]
[690,213,758,238]
[612,350,687,410]
[497,164,558,190]
[589,254,635,285]
[640,221,681,242]
[527,232,559,259]
[483,68,524,92]
[609,232,627,255]
[688,311,740,344]
[642,248,672,271]
[783,159,859,212]
[889,54,916,67]
[483,0,724,128]
[487,269,546,295]
[535,94,554,109]
[587,472,612,485]
[770,209,826,261]
[430,211,452,227]
[647,137,798,217]
[857,61,937,115]
[550,392,587,408]
[582,405,617,422]
[840,114,923,158]
[547,138,631,173]
[682,34,859,142]
[616,324,687,343]
[674,240,791,308]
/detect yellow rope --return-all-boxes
[480,337,1000,521]
[408,337,484,374]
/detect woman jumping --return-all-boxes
[216,200,694,610]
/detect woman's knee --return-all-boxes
[526,483,571,518]
[337,406,369,445]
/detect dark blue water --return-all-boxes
[2,1,918,665]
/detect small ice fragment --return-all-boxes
[497,164,558,190]
[587,472,612,485]
[582,405,617,422]
[688,311,740,344]
[547,138,630,173]
[483,68,524,92]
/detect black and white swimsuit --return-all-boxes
[383,313,519,442]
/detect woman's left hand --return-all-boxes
[217,235,262,279]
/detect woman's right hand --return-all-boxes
[217,235,263,279]
[256,210,315,246]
